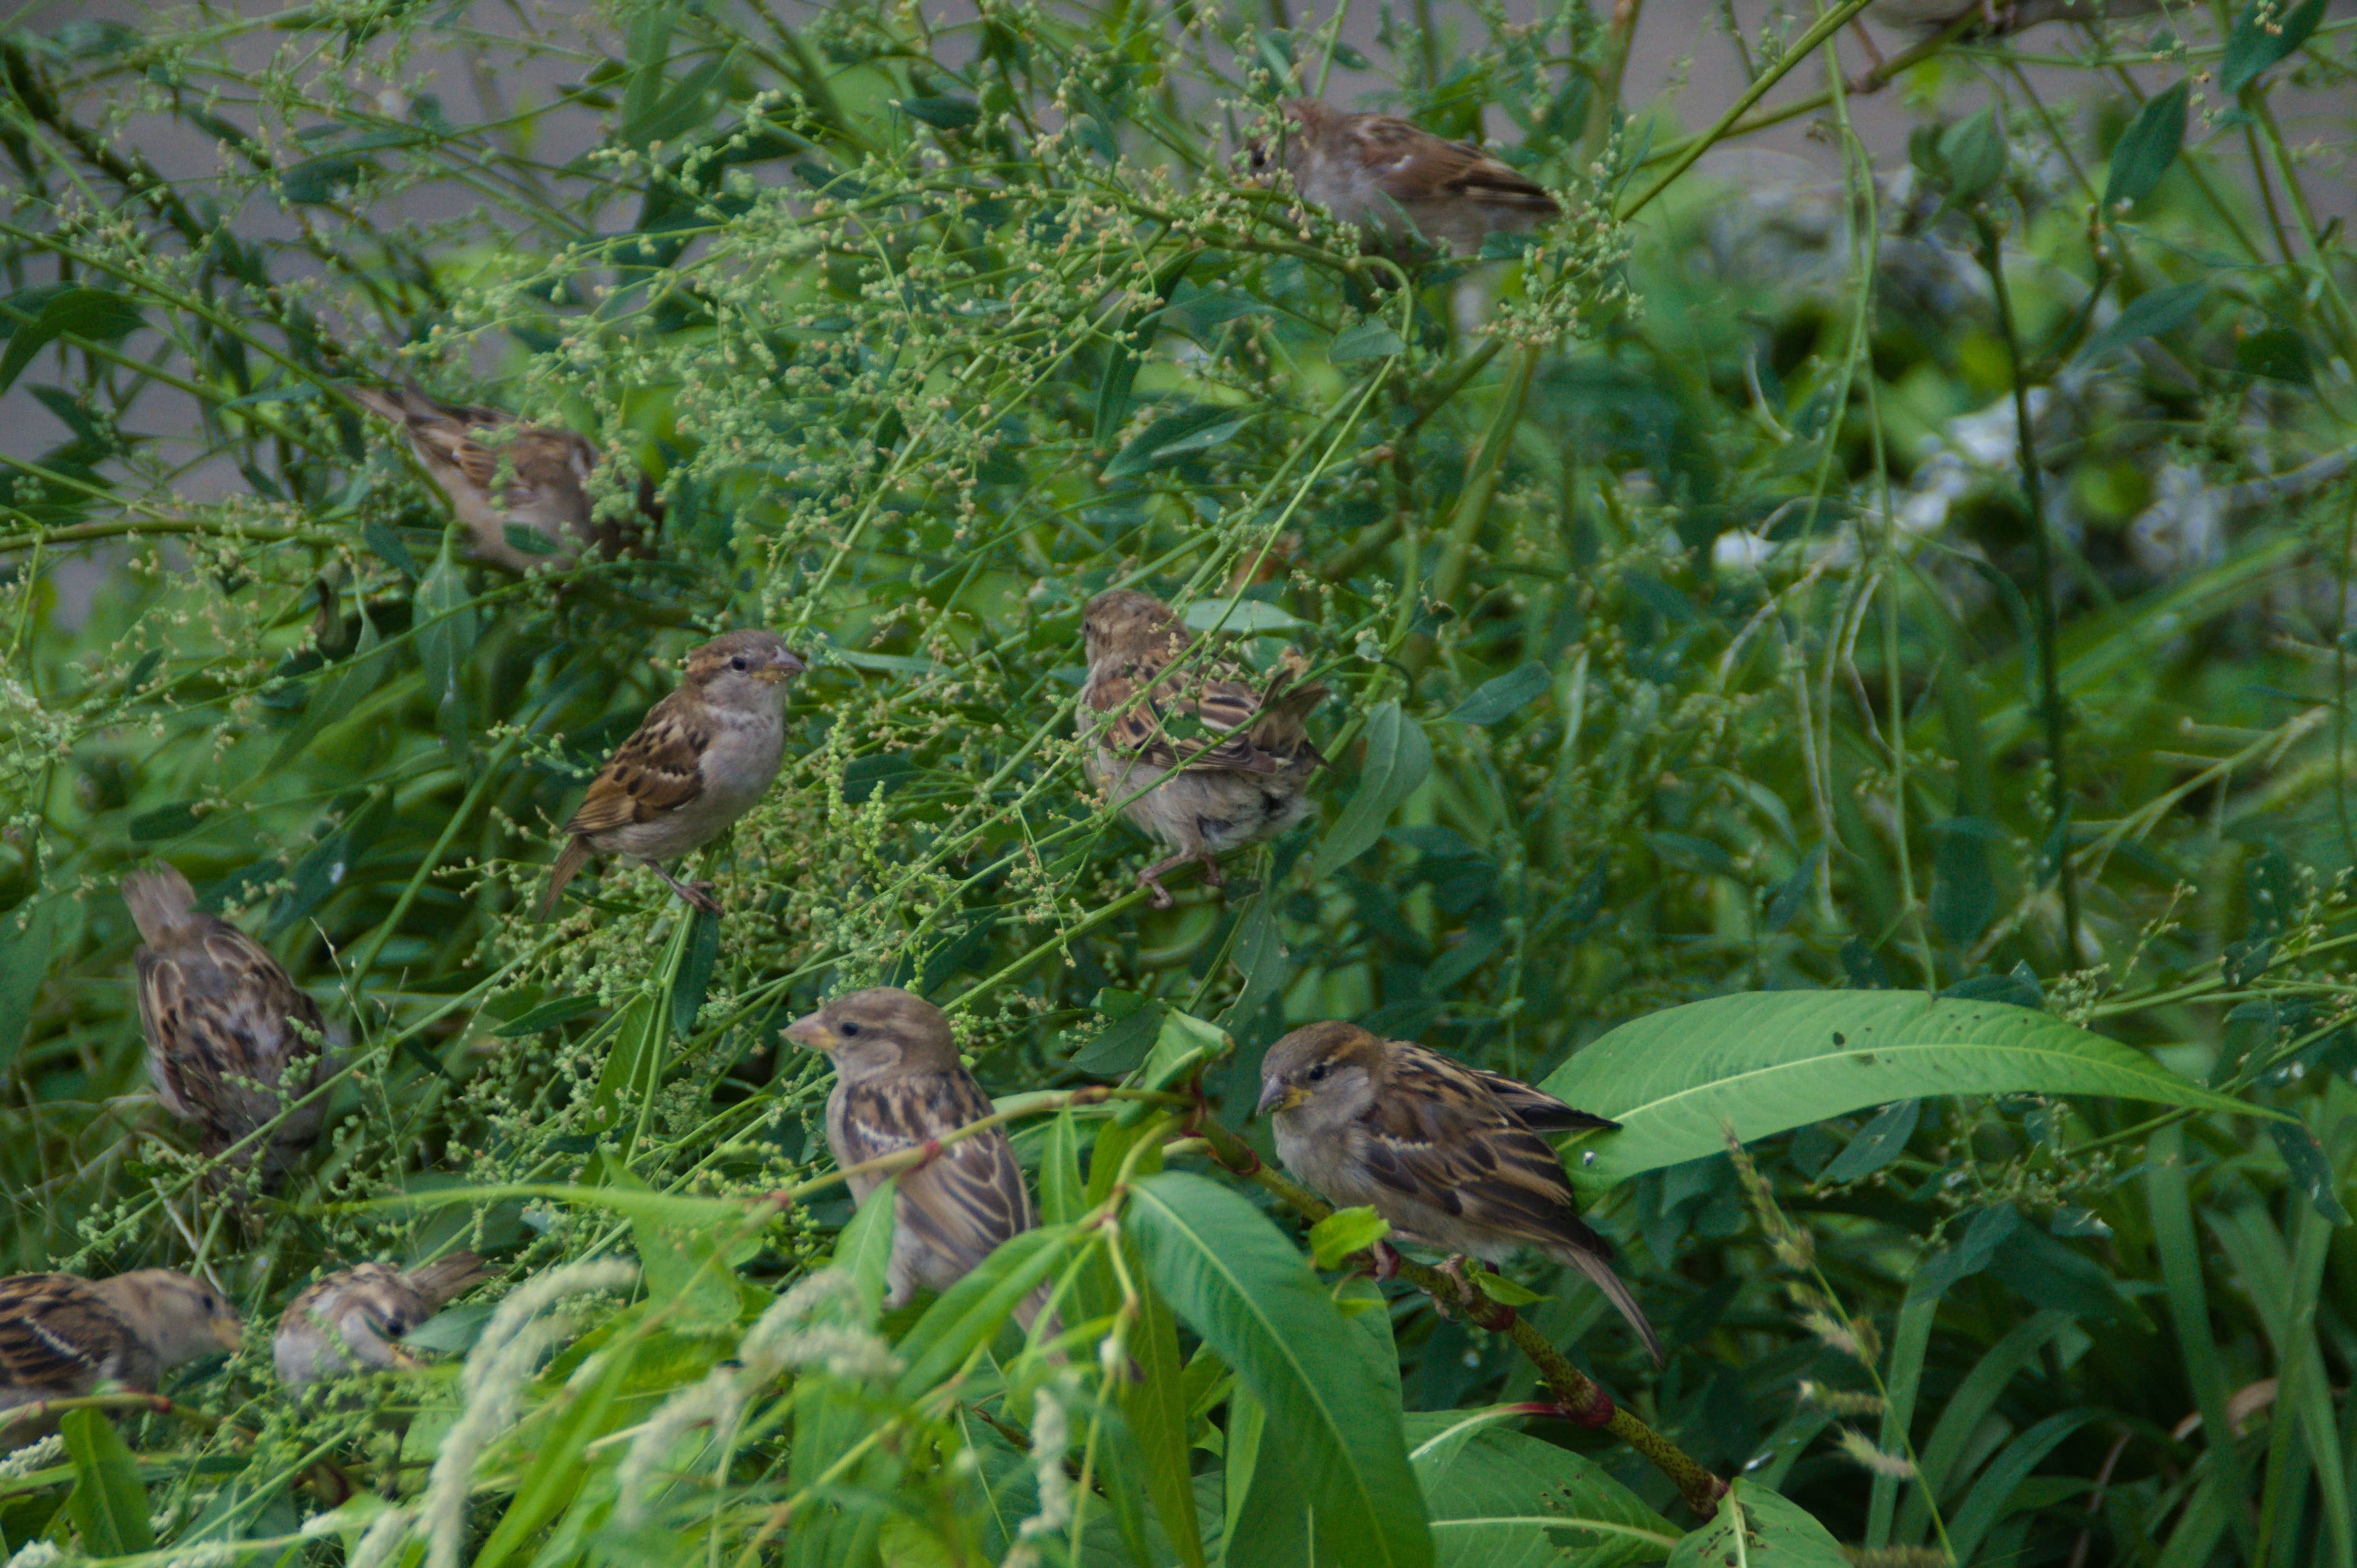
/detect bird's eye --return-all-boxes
[838,1020,861,1037]
[730,655,749,671]
[1306,1062,1331,1082]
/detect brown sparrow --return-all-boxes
[542,630,807,917]
[124,864,333,1190]
[0,1270,243,1437]
[1250,98,1560,257]
[785,989,1054,1333]
[1257,1022,1662,1365]
[348,382,656,573]
[274,1252,492,1387]
[1078,589,1326,908]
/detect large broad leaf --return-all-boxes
[62,1407,154,1556]
[1545,991,2271,1187]
[1128,1171,1433,1568]
[1312,702,1433,879]
[2104,82,2187,208]
[1407,1411,1675,1568]
[1665,1483,1845,1568]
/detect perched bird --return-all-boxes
[542,630,807,918]
[1257,1022,1662,1365]
[1078,589,1326,908]
[274,1252,492,1387]
[348,382,656,573]
[1250,98,1559,257]
[0,1270,243,1437]
[123,864,333,1190]
[785,989,1053,1333]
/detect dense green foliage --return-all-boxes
[2,0,2354,1563]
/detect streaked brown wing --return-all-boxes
[833,1073,1032,1275]
[1356,1046,1605,1252]
[564,690,707,836]
[1089,657,1304,777]
[0,1275,129,1395]
[1466,1068,1619,1136]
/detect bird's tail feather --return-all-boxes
[541,837,592,920]
[408,1250,494,1308]
[1561,1247,1665,1367]
[120,865,202,945]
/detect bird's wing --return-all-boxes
[1086,654,1318,777]
[136,922,326,1126]
[1465,1068,1619,1136]
[563,689,708,836]
[1355,1045,1611,1256]
[1347,117,1558,215]
[0,1275,133,1395]
[832,1072,1032,1278]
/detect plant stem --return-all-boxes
[1402,340,1540,677]
[1976,213,2083,954]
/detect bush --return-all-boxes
[1,0,2352,1563]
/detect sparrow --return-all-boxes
[785,988,1054,1334]
[348,382,657,573]
[1249,98,1560,257]
[1078,589,1326,908]
[123,864,333,1190]
[274,1252,492,1387]
[1256,1022,1663,1365]
[542,630,807,918]
[0,1270,243,1437]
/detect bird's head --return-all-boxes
[785,986,960,1079]
[1082,589,1186,666]
[108,1269,245,1363]
[683,630,807,710]
[1256,1021,1386,1121]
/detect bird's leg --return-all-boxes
[1135,853,1191,908]
[1366,1240,1403,1283]
[645,859,721,913]
[1437,1255,1521,1331]
[1195,851,1226,889]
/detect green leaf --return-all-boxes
[1330,320,1405,365]
[834,1174,897,1320]
[2078,283,2207,366]
[892,1224,1083,1395]
[1545,990,2278,1187]
[1181,596,1306,633]
[1928,817,2002,945]
[1220,892,1286,1029]
[1445,664,1549,725]
[471,1335,649,1568]
[61,1407,154,1556]
[1104,404,1252,479]
[1128,1171,1434,1568]
[502,522,560,557]
[1667,1483,1846,1568]
[128,800,204,842]
[2236,326,2311,384]
[0,286,145,393]
[2104,82,2187,208]
[415,537,477,772]
[900,95,981,131]
[1468,1269,1542,1307]
[1308,1207,1391,1270]
[2221,0,2329,92]
[1071,997,1167,1075]
[2268,1119,2352,1225]
[1406,1412,1675,1568]
[1820,1101,1920,1185]
[494,995,601,1037]
[620,50,731,149]
[1939,107,2005,200]
[670,903,721,1039]
[1133,1009,1231,1102]
[1312,701,1433,880]
[362,519,422,581]
[0,898,62,1066]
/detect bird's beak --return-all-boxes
[213,1317,246,1352]
[1256,1080,1309,1117]
[784,1011,835,1052]
[760,648,808,683]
